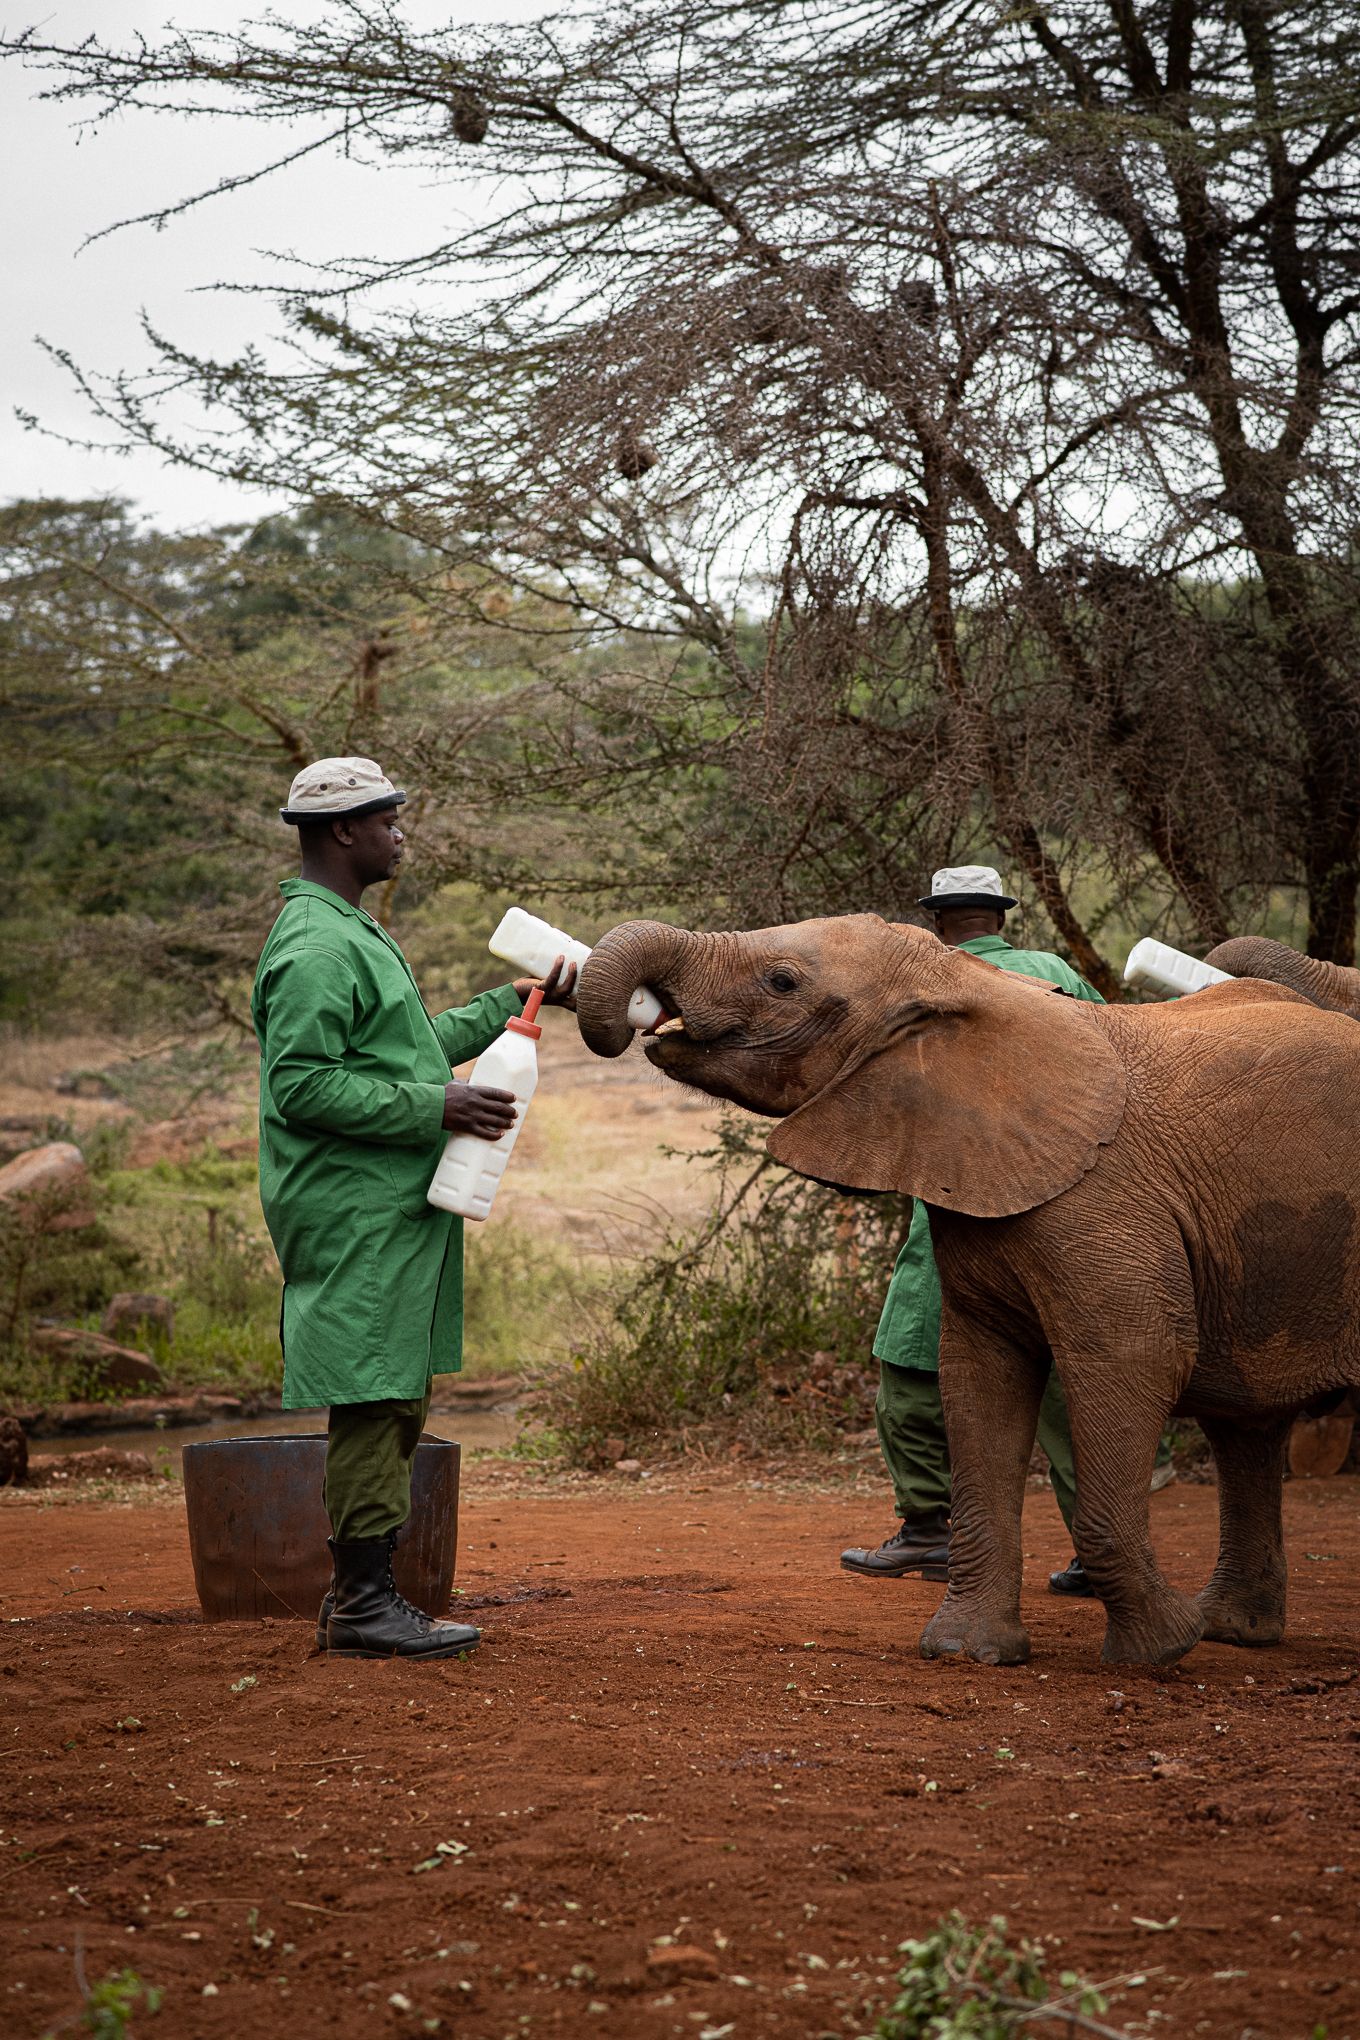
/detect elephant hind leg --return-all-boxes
[1196,1417,1289,1647]
[1076,1507,1205,1668]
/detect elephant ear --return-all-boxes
[766,948,1126,1218]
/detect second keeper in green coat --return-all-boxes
[252,756,576,1661]
[840,866,1104,1598]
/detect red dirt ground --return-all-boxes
[1,1471,1357,2040]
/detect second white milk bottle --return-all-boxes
[427,989,543,1220]
[488,906,665,1030]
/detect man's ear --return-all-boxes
[766,949,1125,1218]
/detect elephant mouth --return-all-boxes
[643,1005,736,1067]
[645,1011,695,1065]
[643,1024,741,1102]
[644,999,831,1064]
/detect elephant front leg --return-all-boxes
[1060,1355,1203,1667]
[919,1320,1041,1668]
[1196,1417,1289,1646]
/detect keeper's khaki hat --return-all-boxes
[918,865,1017,912]
[280,756,406,825]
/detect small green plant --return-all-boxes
[74,1965,162,2038]
[871,1913,1118,2039]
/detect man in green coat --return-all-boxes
[253,756,574,1660]
[840,866,1103,1597]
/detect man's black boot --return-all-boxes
[315,1579,334,1651]
[325,1535,480,1658]
[840,1514,950,1581]
[1048,1556,1099,1598]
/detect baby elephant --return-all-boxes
[578,916,1360,1667]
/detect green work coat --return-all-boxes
[873,936,1104,1373]
[252,879,521,1409]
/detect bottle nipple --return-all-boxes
[506,986,545,1038]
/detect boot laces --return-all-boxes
[383,1547,433,1631]
[886,1519,946,1552]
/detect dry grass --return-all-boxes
[0,1029,137,1142]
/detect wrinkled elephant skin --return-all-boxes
[577,916,1360,1668]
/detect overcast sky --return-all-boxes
[1,2,535,529]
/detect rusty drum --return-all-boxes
[182,1432,461,1623]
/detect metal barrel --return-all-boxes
[182,1432,461,1623]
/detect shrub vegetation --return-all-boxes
[532,1116,910,1463]
[872,1912,1118,2039]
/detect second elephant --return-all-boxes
[577,914,1360,1668]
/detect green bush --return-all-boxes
[0,1177,145,1392]
[114,1202,285,1393]
[163,1208,276,1324]
[532,1115,910,1462]
[871,1913,1113,2039]
[143,1202,591,1392]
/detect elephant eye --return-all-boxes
[766,968,800,995]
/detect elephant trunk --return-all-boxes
[1205,936,1360,1020]
[577,920,698,1058]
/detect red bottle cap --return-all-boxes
[506,986,544,1038]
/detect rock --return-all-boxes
[613,1458,643,1478]
[0,1141,86,1197]
[433,1373,522,1406]
[0,1143,94,1230]
[102,1293,175,1344]
[198,1394,247,1419]
[21,1389,279,1438]
[0,1117,50,1157]
[52,1070,117,1099]
[645,1945,720,1981]
[27,1448,154,1487]
[1287,1413,1354,1480]
[0,1416,28,1487]
[29,1327,165,1393]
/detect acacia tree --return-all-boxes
[0,497,685,1024]
[8,0,1360,969]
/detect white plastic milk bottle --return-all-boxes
[427,989,543,1221]
[1123,937,1231,998]
[488,906,664,1031]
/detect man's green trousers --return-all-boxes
[323,1392,431,1542]
[876,1360,1077,1532]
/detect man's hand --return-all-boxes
[442,1080,518,1139]
[513,955,578,1009]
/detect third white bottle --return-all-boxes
[427,989,543,1221]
